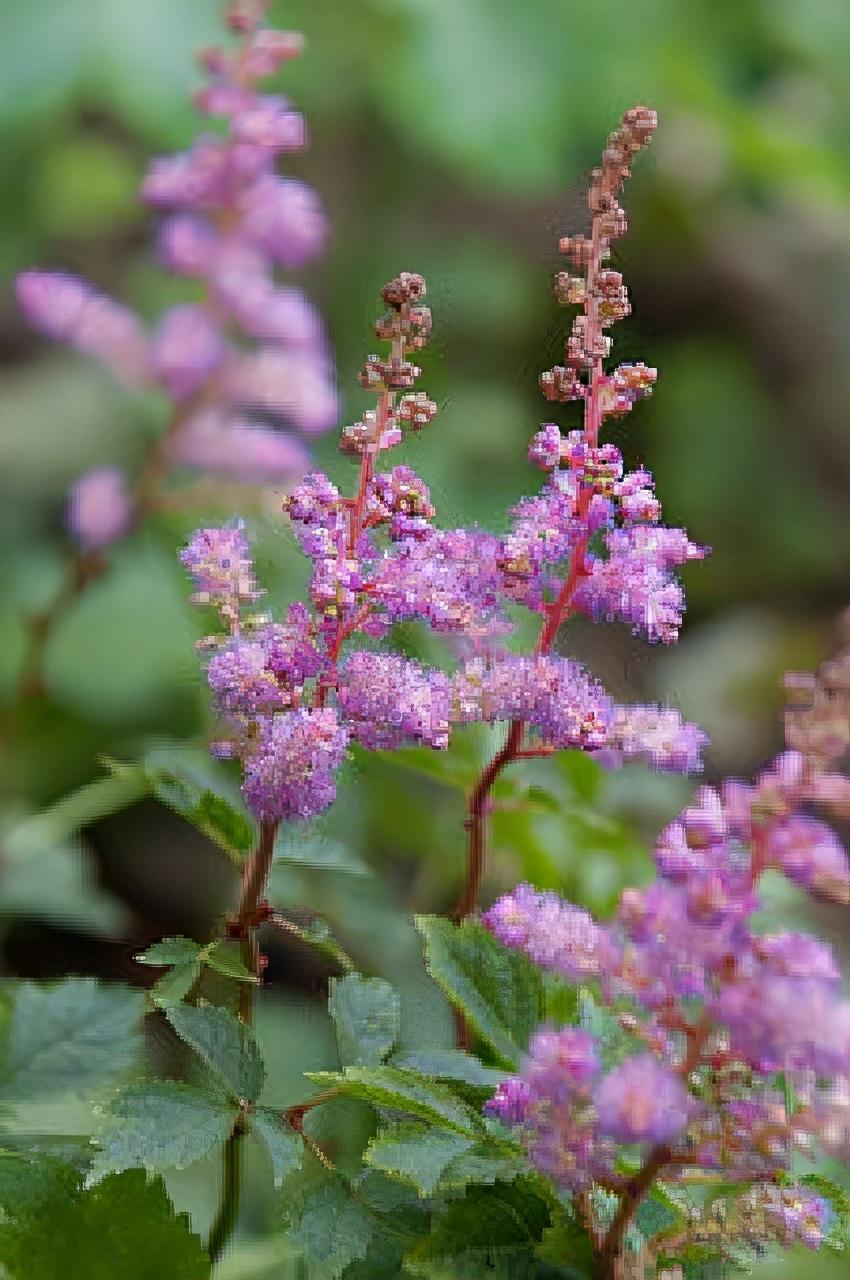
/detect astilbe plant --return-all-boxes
[15,0,335,553]
[7,9,850,1279]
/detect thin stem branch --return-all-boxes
[595,1013,711,1277]
[207,1119,244,1266]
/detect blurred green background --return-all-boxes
[1,0,850,1273]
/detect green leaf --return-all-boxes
[392,1048,506,1090]
[144,749,254,860]
[249,1107,303,1187]
[167,1004,264,1102]
[2,771,150,857]
[136,936,202,967]
[90,1081,238,1181]
[635,1188,680,1240]
[150,960,202,1009]
[328,973,401,1067]
[0,978,143,1102]
[405,1179,552,1273]
[287,1177,374,1279]
[365,1123,526,1198]
[203,942,258,984]
[415,917,544,1069]
[373,745,477,789]
[365,1124,475,1196]
[306,1066,483,1136]
[0,1150,79,1213]
[0,1168,210,1279]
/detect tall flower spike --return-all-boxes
[17,1,336,555]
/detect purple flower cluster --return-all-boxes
[481,747,850,1243]
[17,0,335,552]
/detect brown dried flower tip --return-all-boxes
[381,272,426,309]
[539,366,585,403]
[373,304,432,350]
[358,355,421,391]
[397,391,438,430]
[558,235,594,269]
[553,272,586,307]
[226,0,271,33]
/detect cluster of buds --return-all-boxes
[340,273,436,455]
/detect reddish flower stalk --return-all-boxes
[454,106,659,922]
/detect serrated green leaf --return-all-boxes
[392,1048,506,1090]
[144,750,254,860]
[635,1188,680,1239]
[288,1179,374,1279]
[0,978,143,1102]
[365,1123,526,1198]
[150,960,202,1009]
[136,936,202,967]
[415,917,544,1069]
[203,942,258,983]
[0,1168,210,1279]
[167,1004,264,1102]
[306,1066,483,1136]
[250,1107,302,1187]
[365,1124,475,1196]
[89,1081,238,1182]
[328,973,400,1067]
[406,1179,552,1271]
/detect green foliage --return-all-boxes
[166,1003,265,1101]
[795,1173,850,1253]
[90,1080,238,1181]
[416,916,544,1069]
[143,749,255,860]
[404,1178,553,1274]
[391,1048,506,1091]
[136,936,256,1008]
[0,1166,210,1279]
[306,1065,485,1136]
[328,973,401,1067]
[249,1107,302,1187]
[365,1121,526,1197]
[0,977,143,1102]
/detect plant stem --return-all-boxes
[454,155,612,927]
[207,819,278,1264]
[207,1118,244,1266]
[594,1013,711,1276]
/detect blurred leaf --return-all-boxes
[306,1065,483,1136]
[404,1178,552,1274]
[274,831,371,875]
[166,1004,264,1102]
[151,960,202,1009]
[4,770,149,856]
[365,1122,525,1197]
[416,917,544,1069]
[90,1081,238,1181]
[0,1167,210,1279]
[365,1124,475,1196]
[391,1049,506,1091]
[144,749,254,861]
[284,1168,375,1279]
[249,1107,303,1188]
[0,978,143,1102]
[136,936,202,967]
[328,973,401,1067]
[203,941,257,983]
[0,837,130,938]
[42,541,202,725]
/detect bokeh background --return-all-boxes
[1,0,849,1274]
